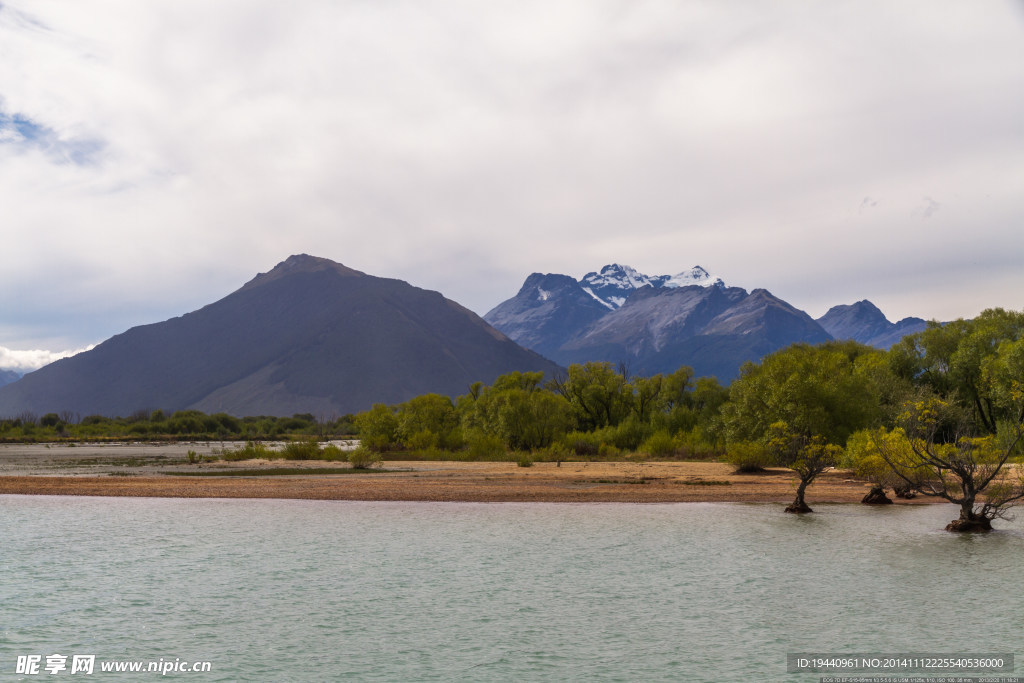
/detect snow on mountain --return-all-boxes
[581,264,656,292]
[662,266,725,289]
[578,264,723,309]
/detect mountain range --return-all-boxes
[485,264,928,381]
[0,255,560,417]
[0,257,932,417]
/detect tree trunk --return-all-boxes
[785,478,813,514]
[892,484,916,499]
[861,486,893,505]
[945,502,992,533]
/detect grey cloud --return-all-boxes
[0,0,1021,351]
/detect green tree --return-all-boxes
[722,341,887,446]
[888,308,1024,434]
[355,404,400,451]
[550,362,631,430]
[872,397,1024,531]
[396,393,461,450]
[459,371,572,451]
[721,341,889,512]
[766,421,842,513]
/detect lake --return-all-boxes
[2,497,1022,681]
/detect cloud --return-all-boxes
[0,107,105,164]
[0,345,95,373]
[0,0,1022,350]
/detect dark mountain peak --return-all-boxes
[0,256,560,416]
[517,272,582,298]
[817,299,926,349]
[239,254,365,293]
[822,299,886,320]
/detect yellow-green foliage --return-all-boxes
[348,446,382,469]
[222,441,273,461]
[462,430,506,459]
[640,430,677,457]
[319,444,347,461]
[281,438,321,460]
[844,429,904,487]
[724,441,772,473]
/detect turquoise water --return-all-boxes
[2,497,1022,681]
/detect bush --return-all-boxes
[533,442,570,462]
[674,426,724,460]
[724,441,772,473]
[348,446,382,469]
[517,454,533,467]
[640,430,678,457]
[319,444,347,461]
[281,439,321,460]
[223,441,273,461]
[560,431,602,456]
[463,431,506,460]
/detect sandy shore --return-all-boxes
[0,443,934,504]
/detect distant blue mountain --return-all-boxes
[0,369,22,388]
[816,300,928,349]
[485,265,829,381]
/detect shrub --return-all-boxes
[516,454,533,467]
[319,444,347,461]
[281,439,321,460]
[463,431,506,460]
[640,430,678,457]
[223,441,273,461]
[533,442,570,462]
[724,441,772,473]
[348,446,382,469]
[560,431,601,456]
[674,426,725,460]
[605,418,649,451]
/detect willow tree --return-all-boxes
[873,399,1024,531]
[874,337,1024,531]
[721,341,890,513]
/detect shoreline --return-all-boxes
[0,459,938,505]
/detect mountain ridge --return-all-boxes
[0,255,561,417]
[485,265,924,381]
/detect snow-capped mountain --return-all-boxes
[579,264,724,310]
[485,263,933,380]
[484,264,838,380]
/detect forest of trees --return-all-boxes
[3,308,1021,531]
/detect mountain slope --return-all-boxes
[0,255,561,417]
[555,285,832,378]
[484,263,725,360]
[487,265,832,381]
[817,300,927,349]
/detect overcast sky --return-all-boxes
[2,0,1023,368]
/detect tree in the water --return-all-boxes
[766,422,842,514]
[872,397,1024,532]
[720,341,888,512]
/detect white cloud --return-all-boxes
[0,345,96,373]
[0,0,1022,351]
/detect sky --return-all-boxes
[2,0,1023,370]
